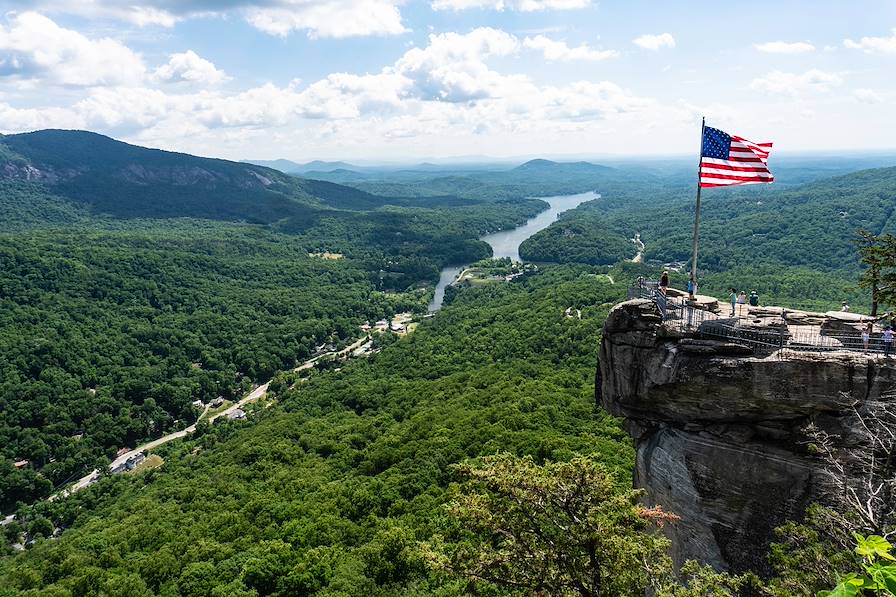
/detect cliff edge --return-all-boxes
[598,298,896,575]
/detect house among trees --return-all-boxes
[110,452,146,474]
[226,408,246,420]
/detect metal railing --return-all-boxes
[627,281,891,357]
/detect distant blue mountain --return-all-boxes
[242,158,360,174]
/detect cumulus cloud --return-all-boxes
[854,88,883,104]
[632,32,675,50]
[393,28,522,101]
[753,41,815,54]
[245,0,408,38]
[154,51,228,84]
[523,35,617,61]
[24,0,409,38]
[748,69,842,96]
[844,28,896,53]
[0,11,145,86]
[0,25,663,156]
[431,0,590,11]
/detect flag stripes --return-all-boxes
[699,126,774,188]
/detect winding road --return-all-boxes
[49,335,371,502]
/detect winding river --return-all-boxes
[427,191,599,311]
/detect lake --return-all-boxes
[427,191,599,311]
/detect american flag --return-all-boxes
[700,126,774,188]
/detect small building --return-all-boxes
[112,451,146,474]
[209,397,225,408]
[13,460,29,469]
[226,408,246,420]
[191,399,204,409]
[126,452,146,470]
[374,319,389,331]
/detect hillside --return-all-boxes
[0,266,630,594]
[517,164,896,308]
[0,130,391,222]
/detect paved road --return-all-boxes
[48,335,371,502]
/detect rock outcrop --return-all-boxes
[598,299,896,575]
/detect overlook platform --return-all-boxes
[628,281,884,357]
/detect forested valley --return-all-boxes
[2,129,896,596]
[1,265,636,595]
[0,131,547,509]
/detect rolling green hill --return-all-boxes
[520,164,896,309]
[0,130,394,222]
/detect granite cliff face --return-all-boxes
[597,299,896,575]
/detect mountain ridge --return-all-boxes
[0,130,395,223]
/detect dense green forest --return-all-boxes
[0,266,632,595]
[518,212,635,265]
[0,196,549,508]
[0,132,550,509]
[0,222,413,510]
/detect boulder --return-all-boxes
[821,311,875,337]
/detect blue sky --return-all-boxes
[0,0,894,162]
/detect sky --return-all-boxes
[0,0,894,162]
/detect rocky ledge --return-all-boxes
[597,299,896,576]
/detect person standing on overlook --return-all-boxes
[659,270,669,295]
[884,326,894,357]
[749,291,759,307]
[729,288,737,316]
[862,323,872,351]
[841,301,850,312]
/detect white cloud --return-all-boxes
[393,28,523,101]
[245,0,408,38]
[0,11,145,86]
[25,0,410,38]
[154,51,228,85]
[748,69,843,96]
[523,35,617,61]
[753,41,815,54]
[431,0,590,11]
[298,72,407,118]
[854,88,883,104]
[632,33,675,50]
[844,28,896,54]
[0,102,82,132]
[0,24,662,153]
